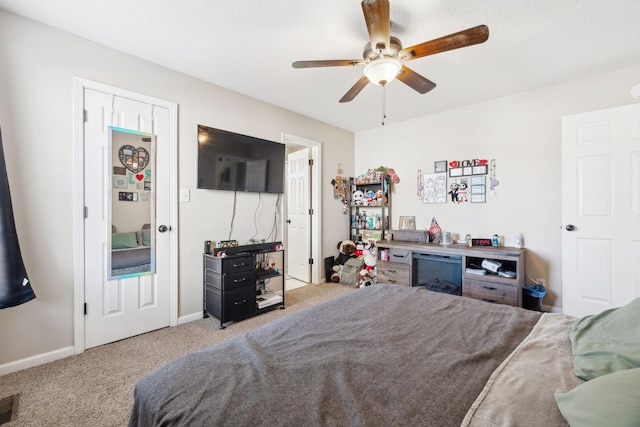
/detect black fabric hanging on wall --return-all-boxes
[0,128,35,309]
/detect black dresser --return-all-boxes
[203,242,284,328]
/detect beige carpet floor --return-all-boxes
[0,282,353,427]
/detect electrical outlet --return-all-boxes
[535,278,546,287]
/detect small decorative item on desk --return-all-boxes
[514,232,523,248]
[399,216,416,230]
[471,238,492,247]
[492,234,500,247]
[465,234,472,247]
[428,217,442,242]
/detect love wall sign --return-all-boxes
[448,159,488,177]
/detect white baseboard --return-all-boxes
[178,312,204,325]
[0,346,75,376]
[542,304,562,313]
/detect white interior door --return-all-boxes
[561,102,640,318]
[82,83,176,348]
[286,148,311,282]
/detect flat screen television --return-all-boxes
[197,125,285,193]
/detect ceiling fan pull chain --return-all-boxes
[382,86,387,126]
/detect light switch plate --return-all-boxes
[180,188,190,202]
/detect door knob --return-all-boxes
[565,224,576,231]
[158,225,171,233]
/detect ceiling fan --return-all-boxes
[292,0,489,103]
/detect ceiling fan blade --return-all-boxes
[396,66,436,94]
[361,0,391,53]
[339,75,369,103]
[293,60,365,68]
[399,24,489,61]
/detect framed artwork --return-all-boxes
[449,168,463,177]
[113,175,128,189]
[113,166,127,176]
[423,172,447,204]
[434,160,447,173]
[470,176,486,203]
[118,191,138,202]
[398,216,416,230]
[472,165,488,175]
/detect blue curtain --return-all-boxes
[0,128,35,309]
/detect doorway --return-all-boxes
[282,133,322,289]
[561,102,640,317]
[73,78,178,352]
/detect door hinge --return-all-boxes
[308,158,314,166]
[308,208,313,215]
[83,109,88,123]
[84,206,88,219]
[309,258,314,265]
[84,303,87,315]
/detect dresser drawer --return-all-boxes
[388,249,411,264]
[223,285,256,320]
[221,255,254,273]
[204,254,255,274]
[222,270,256,290]
[377,260,410,286]
[463,279,518,306]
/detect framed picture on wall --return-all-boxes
[113,176,128,189]
[423,172,447,204]
[434,160,447,173]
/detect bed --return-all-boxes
[129,284,640,427]
[111,224,152,276]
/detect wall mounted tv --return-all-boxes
[197,125,285,193]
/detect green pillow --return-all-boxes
[555,368,640,427]
[142,229,151,246]
[570,297,640,380]
[112,232,138,249]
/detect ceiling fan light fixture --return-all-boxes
[364,57,402,86]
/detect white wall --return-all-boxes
[356,64,640,310]
[0,9,354,367]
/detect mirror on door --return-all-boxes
[108,127,156,279]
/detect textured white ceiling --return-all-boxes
[1,0,640,132]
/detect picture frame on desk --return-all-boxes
[399,216,416,230]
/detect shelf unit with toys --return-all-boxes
[348,174,392,243]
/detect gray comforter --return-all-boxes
[129,284,541,427]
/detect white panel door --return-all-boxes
[83,87,173,348]
[286,148,311,282]
[562,103,640,317]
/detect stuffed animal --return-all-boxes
[331,240,356,283]
[352,190,365,206]
[358,269,374,288]
[386,168,400,184]
[364,189,376,206]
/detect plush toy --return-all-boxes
[358,269,374,288]
[386,168,400,184]
[352,190,365,206]
[353,241,365,258]
[364,189,376,206]
[375,189,384,206]
[374,166,400,184]
[331,240,356,283]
